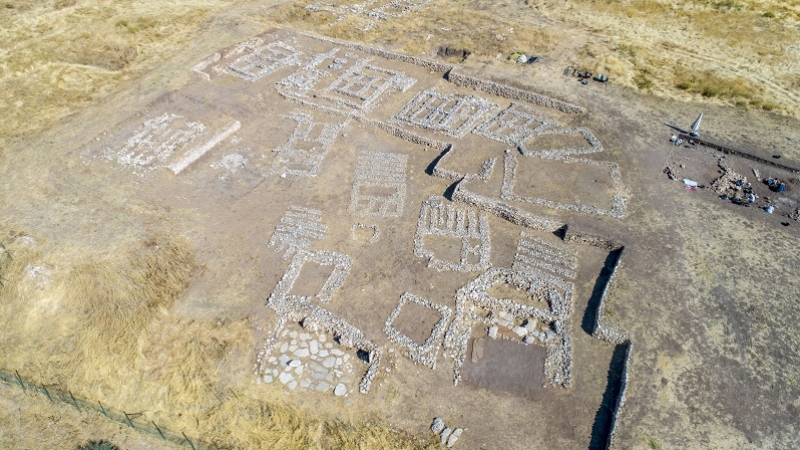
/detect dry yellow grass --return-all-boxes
[0,379,183,449]
[547,0,800,113]
[269,1,556,60]
[0,222,434,449]
[0,0,235,151]
[269,0,799,115]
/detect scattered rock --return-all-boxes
[294,348,310,358]
[322,356,336,368]
[288,359,302,367]
[446,428,462,447]
[334,383,347,396]
[431,417,445,434]
[316,381,330,392]
[310,340,319,354]
[440,428,452,444]
[487,326,498,339]
[512,326,528,337]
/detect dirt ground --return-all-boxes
[2,1,800,450]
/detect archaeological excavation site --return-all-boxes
[2,1,800,449]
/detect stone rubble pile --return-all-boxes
[710,163,746,196]
[443,266,574,387]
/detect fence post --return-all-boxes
[123,412,135,429]
[68,390,80,412]
[152,421,165,439]
[98,401,108,418]
[40,384,53,402]
[14,371,25,390]
[183,431,197,450]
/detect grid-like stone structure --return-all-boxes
[258,249,384,394]
[393,88,497,138]
[413,196,491,272]
[268,206,328,259]
[108,113,205,172]
[383,292,452,369]
[226,41,303,82]
[323,59,415,112]
[349,151,408,217]
[473,103,602,157]
[512,232,578,279]
[473,103,554,145]
[271,111,350,177]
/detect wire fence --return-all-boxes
[0,369,224,450]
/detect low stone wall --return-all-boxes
[679,133,800,174]
[446,70,585,114]
[451,181,564,232]
[605,341,633,450]
[298,28,585,114]
[562,226,624,251]
[298,30,453,73]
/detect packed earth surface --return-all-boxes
[1,2,800,450]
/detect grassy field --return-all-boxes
[272,0,800,115]
[0,221,435,448]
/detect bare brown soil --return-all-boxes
[2,1,800,450]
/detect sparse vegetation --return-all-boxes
[0,222,434,448]
[634,74,654,90]
[645,436,663,450]
[672,70,778,110]
[0,0,234,152]
[75,441,121,450]
[270,0,555,58]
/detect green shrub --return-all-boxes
[634,75,653,90]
